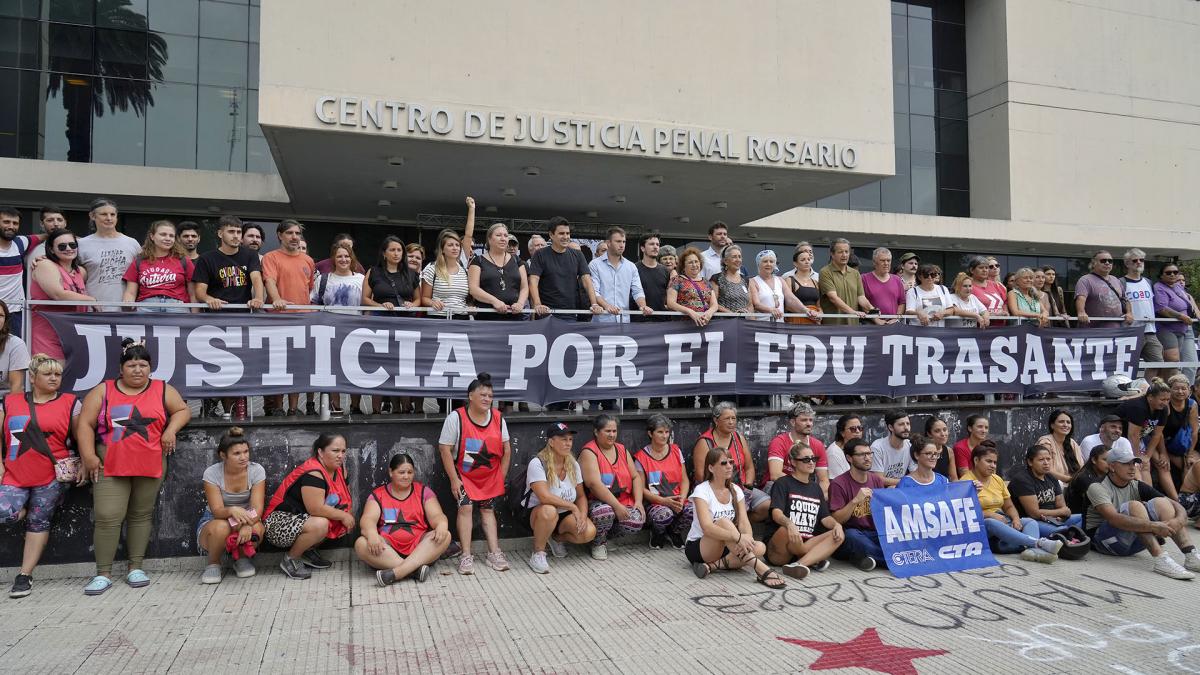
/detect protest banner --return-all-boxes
[870,481,998,578]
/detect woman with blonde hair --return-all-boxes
[522,422,595,573]
[420,229,471,317]
[121,219,195,313]
[1006,267,1049,327]
[946,272,989,328]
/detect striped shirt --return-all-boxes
[0,235,39,312]
[420,263,470,314]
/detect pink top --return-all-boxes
[971,280,1008,326]
[862,272,905,315]
[31,263,88,360]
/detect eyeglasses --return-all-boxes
[851,452,874,458]
[923,272,941,278]
[1164,270,1181,276]
[1128,258,1144,263]
[1096,259,1113,264]
[920,452,943,459]
[794,456,817,464]
[56,241,79,251]
[717,460,733,466]
[846,425,863,432]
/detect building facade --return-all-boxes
[1,0,1197,281]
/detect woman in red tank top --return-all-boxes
[0,354,80,598]
[76,339,191,595]
[634,414,693,551]
[580,413,645,560]
[355,453,451,586]
[690,402,772,523]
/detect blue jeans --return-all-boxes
[837,527,884,562]
[136,296,188,313]
[984,515,1040,553]
[1093,501,1158,556]
[1033,514,1083,538]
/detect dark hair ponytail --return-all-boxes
[119,337,152,365]
[217,427,249,457]
[388,453,415,471]
[312,432,345,457]
[468,372,493,395]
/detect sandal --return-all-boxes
[84,575,113,595]
[126,569,150,588]
[756,567,786,589]
[691,560,718,579]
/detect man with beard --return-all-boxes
[869,410,914,487]
[0,206,41,336]
[1121,248,1162,381]
[178,221,202,262]
[1081,414,1134,464]
[24,206,67,275]
[241,223,265,260]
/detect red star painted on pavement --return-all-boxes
[778,628,948,675]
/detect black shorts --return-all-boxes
[525,505,571,529]
[685,537,729,564]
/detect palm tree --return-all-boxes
[46,0,168,162]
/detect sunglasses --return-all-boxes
[794,456,817,464]
[1128,258,1144,263]
[1097,259,1113,264]
[987,264,999,269]
[56,241,79,251]
[717,460,733,466]
[846,425,863,432]
[1164,270,1181,275]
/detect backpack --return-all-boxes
[1166,399,1195,456]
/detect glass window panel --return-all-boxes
[848,182,881,212]
[49,0,92,24]
[881,175,911,214]
[909,85,934,116]
[893,83,908,113]
[907,17,933,67]
[909,65,935,89]
[937,153,969,190]
[16,69,38,157]
[934,69,966,92]
[937,119,967,155]
[48,23,93,74]
[247,87,260,136]
[935,89,966,120]
[91,78,146,165]
[145,81,195,168]
[933,21,966,72]
[159,33,196,83]
[198,37,245,86]
[0,68,17,156]
[932,0,965,24]
[199,0,246,41]
[96,29,148,79]
[0,17,40,69]
[150,0,198,36]
[894,113,909,148]
[249,5,257,42]
[197,84,245,171]
[894,148,910,176]
[44,73,92,161]
[816,192,849,210]
[911,150,937,215]
[248,41,257,89]
[910,115,935,152]
[0,0,42,19]
[891,15,907,85]
[907,2,933,20]
[97,0,147,30]
[247,135,275,173]
[891,2,907,15]
[938,189,969,217]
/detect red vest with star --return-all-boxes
[583,440,636,508]
[98,379,167,478]
[699,428,749,486]
[634,444,685,499]
[264,457,353,539]
[453,407,505,501]
[370,482,430,556]
[2,392,76,488]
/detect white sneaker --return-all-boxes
[547,537,568,559]
[590,544,608,561]
[1020,548,1056,564]
[1152,554,1196,580]
[528,551,550,574]
[1185,552,1200,573]
[1036,538,1064,555]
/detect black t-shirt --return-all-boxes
[1163,398,1194,443]
[1065,470,1101,515]
[768,475,830,539]
[1117,396,1168,445]
[1008,467,1062,518]
[367,265,419,305]
[193,247,261,305]
[470,253,522,306]
[636,261,670,312]
[277,471,327,514]
[933,444,953,478]
[529,246,589,310]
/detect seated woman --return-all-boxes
[1009,445,1084,537]
[959,443,1063,563]
[691,402,770,522]
[0,354,80,598]
[766,441,843,579]
[355,453,451,586]
[580,414,644,560]
[197,427,266,584]
[522,422,596,574]
[922,417,958,481]
[1034,409,1084,485]
[899,434,950,489]
[263,433,355,580]
[1177,453,1200,528]
[634,414,692,550]
[687,447,785,588]
[1066,446,1110,516]
[952,414,990,476]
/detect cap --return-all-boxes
[899,252,919,264]
[1106,445,1141,464]
[507,235,518,244]
[1099,414,1123,426]
[545,422,576,438]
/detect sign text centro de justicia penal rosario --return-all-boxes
[313,95,858,170]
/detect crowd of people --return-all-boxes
[1,200,1197,418]
[3,338,1199,597]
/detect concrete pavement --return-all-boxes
[1,540,1198,674]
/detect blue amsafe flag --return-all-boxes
[870,481,998,578]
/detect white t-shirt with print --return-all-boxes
[523,456,583,513]
[687,481,744,542]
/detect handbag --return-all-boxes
[1166,399,1195,456]
[25,392,79,483]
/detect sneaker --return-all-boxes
[527,551,550,574]
[280,556,311,580]
[8,574,32,598]
[486,551,511,572]
[1153,554,1196,580]
[691,562,710,579]
[857,556,877,572]
[590,544,608,561]
[811,559,831,572]
[1185,552,1200,573]
[668,531,687,550]
[547,537,568,559]
[286,408,301,417]
[649,531,666,550]
[232,556,256,579]
[1020,548,1056,564]
[1037,538,1064,556]
[266,408,286,418]
[416,564,431,582]
[301,549,332,569]
[305,402,318,416]
[458,554,475,575]
[781,562,810,579]
[220,412,233,421]
[200,564,223,584]
[376,569,396,587]
[442,541,463,560]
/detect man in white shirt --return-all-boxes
[701,221,731,281]
[77,198,140,312]
[869,410,913,487]
[1081,414,1134,463]
[1121,248,1162,381]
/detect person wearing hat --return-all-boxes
[1080,414,1133,464]
[897,252,919,292]
[1084,443,1199,579]
[521,422,595,574]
